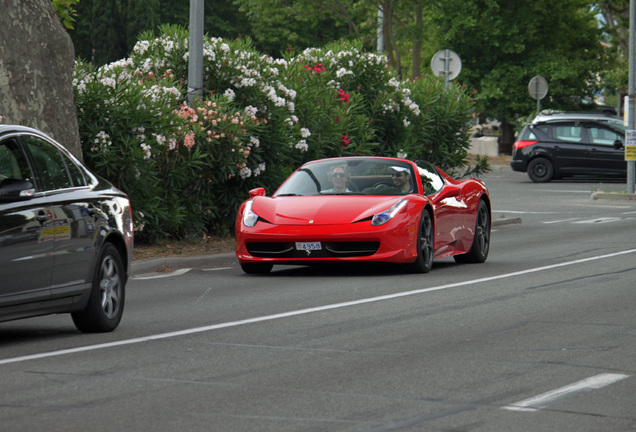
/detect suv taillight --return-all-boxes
[512,140,538,152]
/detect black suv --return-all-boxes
[511,120,627,182]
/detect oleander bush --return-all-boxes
[73,24,485,243]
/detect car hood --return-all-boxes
[251,195,405,226]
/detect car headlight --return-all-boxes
[242,201,259,227]
[371,199,408,226]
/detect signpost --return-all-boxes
[431,49,461,88]
[628,0,636,193]
[528,76,548,116]
[626,130,636,161]
[187,0,204,105]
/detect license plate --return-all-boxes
[295,241,322,251]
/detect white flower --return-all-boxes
[336,68,352,78]
[403,118,411,128]
[239,166,252,179]
[92,131,112,153]
[397,150,408,159]
[244,105,258,117]
[133,40,150,55]
[249,136,260,148]
[224,88,235,101]
[294,139,308,152]
[300,128,311,138]
[141,143,152,159]
[254,162,266,176]
[99,77,117,88]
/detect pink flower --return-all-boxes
[184,132,195,149]
[304,63,325,74]
[338,88,349,103]
[341,135,350,148]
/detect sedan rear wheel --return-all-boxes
[527,157,554,183]
[410,209,434,273]
[72,243,125,333]
[454,199,490,264]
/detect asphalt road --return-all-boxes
[1,170,635,431]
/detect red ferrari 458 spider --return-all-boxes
[235,156,490,274]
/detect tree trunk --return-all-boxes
[411,0,424,79]
[382,0,396,68]
[0,0,82,159]
[499,120,515,155]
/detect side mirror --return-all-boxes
[0,179,35,202]
[248,187,266,198]
[434,184,461,201]
[614,139,624,150]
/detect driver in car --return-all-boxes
[322,164,352,193]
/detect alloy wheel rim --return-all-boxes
[100,256,121,319]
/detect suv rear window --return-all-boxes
[552,125,583,142]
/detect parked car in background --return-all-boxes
[236,156,491,274]
[0,125,133,332]
[511,118,627,182]
[532,111,623,128]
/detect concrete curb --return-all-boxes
[132,253,237,276]
[488,165,512,172]
[132,217,523,275]
[591,192,636,201]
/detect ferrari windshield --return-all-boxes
[274,158,417,197]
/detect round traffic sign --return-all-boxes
[431,49,462,80]
[528,76,548,100]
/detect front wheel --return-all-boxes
[410,210,434,273]
[527,157,554,183]
[72,243,125,333]
[454,200,490,264]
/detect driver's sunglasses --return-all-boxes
[332,172,347,178]
[391,172,405,178]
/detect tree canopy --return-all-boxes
[64,0,617,146]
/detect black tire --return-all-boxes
[527,157,554,183]
[410,209,434,273]
[454,200,490,264]
[240,262,273,274]
[72,243,125,333]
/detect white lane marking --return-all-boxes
[502,373,630,412]
[493,210,556,214]
[134,267,234,280]
[536,189,590,193]
[133,268,192,280]
[542,218,582,224]
[2,248,636,366]
[202,267,234,272]
[573,217,629,224]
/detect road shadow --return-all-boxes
[241,259,459,277]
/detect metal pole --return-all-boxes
[535,81,541,116]
[443,49,450,88]
[188,0,204,105]
[628,0,636,193]
[377,6,384,52]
